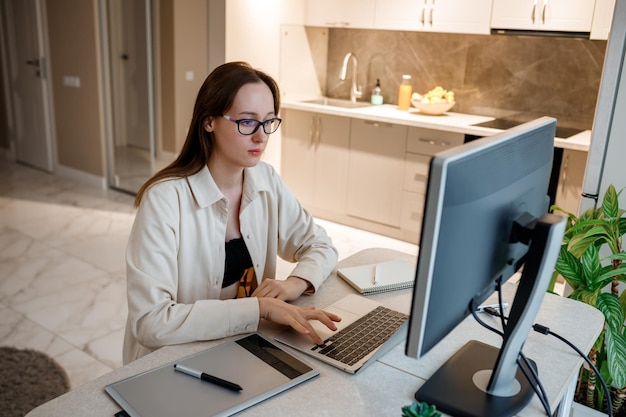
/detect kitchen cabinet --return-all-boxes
[280,109,350,213]
[590,0,616,40]
[305,0,376,28]
[346,119,407,228]
[401,127,465,242]
[554,149,587,217]
[491,0,596,33]
[281,107,482,242]
[374,0,493,34]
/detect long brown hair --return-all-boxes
[133,61,281,207]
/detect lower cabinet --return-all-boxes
[281,109,350,214]
[402,127,466,242]
[281,109,468,242]
[554,149,587,215]
[346,119,407,228]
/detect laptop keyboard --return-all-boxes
[312,306,408,366]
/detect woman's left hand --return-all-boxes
[251,276,310,302]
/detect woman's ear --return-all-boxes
[203,117,214,132]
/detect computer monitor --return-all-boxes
[405,117,566,417]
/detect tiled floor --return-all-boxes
[0,160,417,390]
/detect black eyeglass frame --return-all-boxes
[222,114,282,135]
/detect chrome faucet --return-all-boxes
[339,52,362,103]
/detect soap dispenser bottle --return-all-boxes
[370,79,383,105]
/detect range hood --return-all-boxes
[491,28,590,38]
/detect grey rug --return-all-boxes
[0,346,70,417]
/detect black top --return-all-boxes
[222,237,253,288]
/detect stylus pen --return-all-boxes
[174,363,243,392]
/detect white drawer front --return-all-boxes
[404,153,431,193]
[407,128,464,155]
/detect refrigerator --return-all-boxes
[580,0,626,213]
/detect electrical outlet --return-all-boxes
[63,76,81,88]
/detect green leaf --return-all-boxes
[569,288,599,306]
[581,245,601,287]
[605,327,626,388]
[608,252,626,262]
[401,401,442,417]
[568,227,612,257]
[602,184,619,219]
[619,217,626,237]
[596,266,626,286]
[555,246,584,288]
[596,293,624,333]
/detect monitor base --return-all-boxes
[414,340,536,417]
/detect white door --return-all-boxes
[108,0,150,150]
[4,0,54,171]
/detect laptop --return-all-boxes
[274,294,409,374]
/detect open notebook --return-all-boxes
[337,259,415,295]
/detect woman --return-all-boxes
[123,62,341,364]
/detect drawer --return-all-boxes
[401,191,425,234]
[407,127,464,155]
[404,153,430,193]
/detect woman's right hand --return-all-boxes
[257,298,341,345]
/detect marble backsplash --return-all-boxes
[321,29,607,130]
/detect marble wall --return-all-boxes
[323,29,607,130]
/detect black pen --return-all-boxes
[174,363,243,392]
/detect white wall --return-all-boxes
[225,0,307,172]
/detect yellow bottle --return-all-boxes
[397,74,412,111]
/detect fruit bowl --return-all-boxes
[411,99,455,115]
[411,86,455,115]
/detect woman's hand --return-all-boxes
[257,298,341,345]
[251,276,310,302]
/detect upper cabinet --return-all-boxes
[374,0,493,34]
[305,0,376,28]
[491,0,596,33]
[590,0,616,40]
[305,0,612,39]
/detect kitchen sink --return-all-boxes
[301,97,371,109]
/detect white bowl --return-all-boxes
[411,99,455,115]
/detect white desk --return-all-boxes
[26,248,604,417]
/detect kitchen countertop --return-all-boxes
[281,100,591,152]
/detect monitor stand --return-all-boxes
[414,213,565,417]
[415,340,536,417]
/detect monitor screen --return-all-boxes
[405,117,565,417]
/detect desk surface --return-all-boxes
[26,248,604,417]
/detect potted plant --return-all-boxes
[551,184,626,415]
[401,401,441,417]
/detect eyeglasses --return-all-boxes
[222,115,282,135]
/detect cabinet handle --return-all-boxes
[419,137,450,147]
[541,0,548,25]
[308,116,316,148]
[315,116,322,150]
[364,120,393,128]
[327,21,349,27]
[531,0,537,24]
[420,0,427,25]
[413,173,428,182]
[429,0,435,26]
[561,154,569,185]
